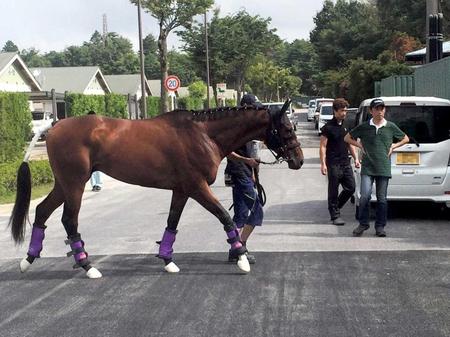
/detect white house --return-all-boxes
[0,52,41,92]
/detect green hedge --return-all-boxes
[105,93,128,118]
[0,93,31,163]
[146,96,160,118]
[65,93,128,118]
[177,96,203,110]
[0,159,53,197]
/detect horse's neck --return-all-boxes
[207,108,270,156]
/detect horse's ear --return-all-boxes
[279,99,292,117]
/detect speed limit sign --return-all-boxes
[164,75,181,92]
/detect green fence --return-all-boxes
[414,57,450,100]
[380,75,415,96]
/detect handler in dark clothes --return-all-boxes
[320,98,360,225]
[225,94,263,264]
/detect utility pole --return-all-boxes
[137,0,147,118]
[426,0,439,63]
[204,11,211,109]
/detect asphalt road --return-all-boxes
[0,110,449,337]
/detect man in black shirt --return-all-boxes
[319,98,360,225]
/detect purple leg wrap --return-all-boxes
[158,228,177,260]
[65,234,90,269]
[226,228,243,250]
[70,240,88,263]
[27,226,45,258]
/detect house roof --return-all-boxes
[147,80,161,97]
[0,52,42,91]
[405,41,450,61]
[30,66,110,94]
[104,74,152,96]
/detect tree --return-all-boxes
[20,48,50,67]
[2,40,19,52]
[246,55,301,102]
[87,31,139,75]
[180,10,280,103]
[389,32,422,62]
[282,39,319,95]
[142,34,160,79]
[131,0,214,113]
[310,0,388,70]
[168,50,199,85]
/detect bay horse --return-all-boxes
[9,101,303,278]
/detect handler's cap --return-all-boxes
[370,98,385,109]
[241,94,263,107]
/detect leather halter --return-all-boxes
[265,109,300,162]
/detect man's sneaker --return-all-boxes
[228,251,256,264]
[353,224,369,237]
[332,217,345,226]
[375,229,386,237]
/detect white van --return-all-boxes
[31,111,54,139]
[313,98,334,129]
[263,101,297,130]
[353,96,450,210]
[317,102,334,135]
[307,99,316,121]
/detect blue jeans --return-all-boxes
[358,175,389,229]
[90,171,102,188]
[231,175,263,228]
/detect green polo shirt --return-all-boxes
[349,120,405,177]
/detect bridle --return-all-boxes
[264,108,301,164]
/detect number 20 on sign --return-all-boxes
[164,75,181,91]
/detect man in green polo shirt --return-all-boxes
[344,98,409,237]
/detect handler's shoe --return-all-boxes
[228,251,256,264]
[353,224,369,237]
[375,228,386,237]
[332,217,345,226]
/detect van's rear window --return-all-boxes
[386,106,450,143]
[31,112,44,120]
[321,106,333,115]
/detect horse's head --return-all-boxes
[265,100,304,169]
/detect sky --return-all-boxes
[0,0,327,53]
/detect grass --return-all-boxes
[0,183,54,205]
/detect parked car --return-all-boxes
[317,102,334,135]
[263,101,297,131]
[31,110,54,140]
[353,96,450,211]
[307,99,316,121]
[343,108,358,131]
[313,98,334,129]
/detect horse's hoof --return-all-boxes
[86,267,102,279]
[164,262,180,273]
[19,258,31,273]
[237,254,251,273]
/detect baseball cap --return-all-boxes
[370,98,385,109]
[240,94,263,107]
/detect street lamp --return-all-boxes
[204,11,211,109]
[137,0,147,118]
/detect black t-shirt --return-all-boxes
[225,143,253,178]
[321,117,350,165]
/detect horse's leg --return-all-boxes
[19,181,65,273]
[60,185,102,279]
[157,190,188,273]
[191,183,250,273]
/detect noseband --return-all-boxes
[265,109,300,162]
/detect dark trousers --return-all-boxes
[327,163,355,220]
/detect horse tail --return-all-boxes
[8,161,32,244]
